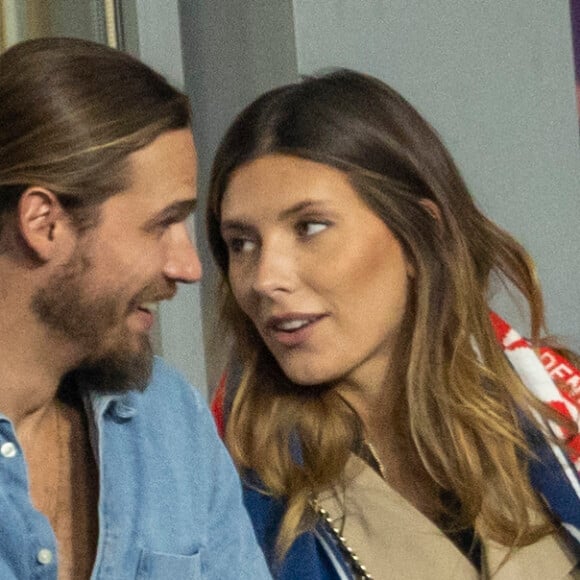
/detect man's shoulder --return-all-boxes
[87,356,208,435]
[129,356,203,409]
[86,356,221,482]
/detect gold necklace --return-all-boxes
[311,499,374,580]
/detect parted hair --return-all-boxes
[207,69,569,556]
[0,36,190,242]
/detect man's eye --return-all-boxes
[297,221,329,237]
[156,216,181,232]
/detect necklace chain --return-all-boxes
[312,500,374,580]
[309,441,386,579]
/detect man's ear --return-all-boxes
[17,187,74,261]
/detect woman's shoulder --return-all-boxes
[242,481,286,541]
[241,481,350,580]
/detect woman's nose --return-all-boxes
[251,243,296,297]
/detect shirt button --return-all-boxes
[37,548,53,565]
[0,442,17,458]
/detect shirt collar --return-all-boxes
[84,389,139,422]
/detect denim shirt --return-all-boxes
[0,357,271,579]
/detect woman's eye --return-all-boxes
[297,221,329,237]
[227,237,256,254]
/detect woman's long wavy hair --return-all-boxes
[207,69,570,556]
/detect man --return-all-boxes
[0,37,270,579]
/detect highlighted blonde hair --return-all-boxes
[207,69,570,556]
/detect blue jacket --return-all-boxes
[242,417,580,579]
[216,343,580,578]
[243,485,352,580]
[0,357,271,579]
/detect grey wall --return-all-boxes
[133,0,208,395]
[47,0,100,40]
[179,0,298,389]
[177,1,579,391]
[292,0,580,347]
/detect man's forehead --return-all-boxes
[119,130,197,198]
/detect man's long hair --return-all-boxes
[0,37,191,243]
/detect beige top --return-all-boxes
[317,455,579,579]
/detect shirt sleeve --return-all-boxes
[188,387,272,579]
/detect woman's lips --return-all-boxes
[265,314,326,347]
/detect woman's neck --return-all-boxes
[338,379,446,523]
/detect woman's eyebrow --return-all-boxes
[220,200,329,233]
[220,220,256,235]
[278,200,326,220]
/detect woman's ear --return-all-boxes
[419,198,442,222]
[405,199,443,279]
[17,187,74,261]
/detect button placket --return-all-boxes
[1,441,17,458]
[37,548,53,565]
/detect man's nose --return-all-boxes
[164,224,202,284]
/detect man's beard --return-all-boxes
[32,252,153,395]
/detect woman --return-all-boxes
[207,69,580,578]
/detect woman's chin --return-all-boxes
[278,362,341,388]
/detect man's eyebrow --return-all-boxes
[144,199,197,229]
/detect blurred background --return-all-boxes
[2,1,579,399]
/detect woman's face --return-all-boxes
[220,154,412,390]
